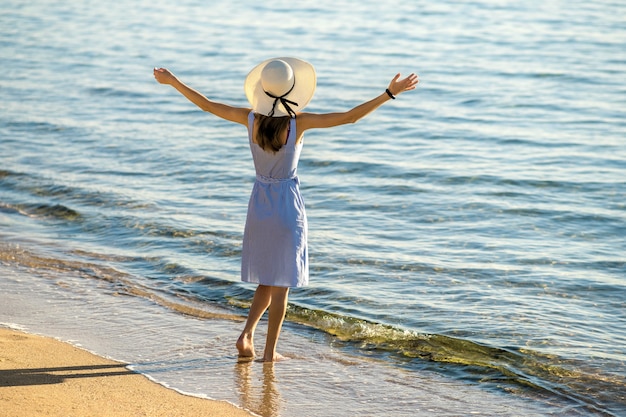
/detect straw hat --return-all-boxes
[244,57,316,117]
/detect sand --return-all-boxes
[0,328,254,417]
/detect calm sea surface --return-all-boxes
[1,0,625,415]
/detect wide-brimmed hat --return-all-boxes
[244,57,316,117]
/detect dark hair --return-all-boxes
[255,114,290,153]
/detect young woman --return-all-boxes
[154,58,418,362]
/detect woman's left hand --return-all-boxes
[387,73,419,97]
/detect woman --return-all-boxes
[154,58,418,362]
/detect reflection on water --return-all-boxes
[235,361,282,417]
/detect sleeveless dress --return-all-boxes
[241,111,309,288]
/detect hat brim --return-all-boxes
[244,57,316,117]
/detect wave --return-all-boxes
[0,201,81,221]
[86,86,149,99]
[4,120,71,133]
[0,169,153,211]
[0,243,242,322]
[27,203,82,220]
[283,306,623,416]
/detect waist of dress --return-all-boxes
[255,174,299,184]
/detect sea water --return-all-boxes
[1,0,625,415]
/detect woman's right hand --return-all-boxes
[153,67,177,85]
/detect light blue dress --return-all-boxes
[241,111,309,288]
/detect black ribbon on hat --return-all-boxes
[264,78,298,118]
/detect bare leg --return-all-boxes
[237,285,272,358]
[262,286,290,362]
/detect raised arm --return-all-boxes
[153,68,250,126]
[297,73,419,132]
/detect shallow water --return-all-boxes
[1,0,625,416]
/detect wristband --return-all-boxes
[385,88,396,99]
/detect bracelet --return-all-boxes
[385,88,396,99]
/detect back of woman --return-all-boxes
[247,112,301,181]
[243,110,308,289]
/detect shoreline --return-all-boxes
[0,327,254,417]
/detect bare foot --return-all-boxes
[258,352,290,363]
[236,333,255,358]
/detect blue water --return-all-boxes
[1,0,625,415]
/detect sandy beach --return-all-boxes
[0,327,254,417]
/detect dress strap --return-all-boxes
[287,117,296,146]
[247,111,255,144]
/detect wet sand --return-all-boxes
[0,327,254,417]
